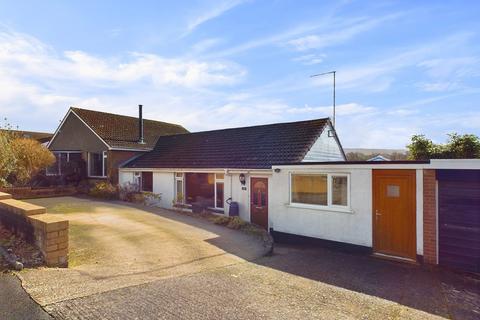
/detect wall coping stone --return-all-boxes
[0,199,47,216]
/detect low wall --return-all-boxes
[0,186,77,200]
[0,192,69,267]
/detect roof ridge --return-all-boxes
[70,106,186,129]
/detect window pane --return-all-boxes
[176,180,183,202]
[215,173,224,180]
[291,174,327,205]
[89,152,103,176]
[185,173,214,207]
[387,185,400,198]
[103,153,108,177]
[332,176,348,206]
[176,172,183,178]
[216,182,224,208]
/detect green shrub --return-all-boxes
[89,181,118,199]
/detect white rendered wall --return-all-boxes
[269,168,373,247]
[152,172,175,209]
[228,173,251,221]
[270,165,424,255]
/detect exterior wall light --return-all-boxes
[239,173,246,185]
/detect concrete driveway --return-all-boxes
[20,197,269,306]
[16,196,479,320]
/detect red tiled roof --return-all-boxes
[71,107,189,150]
[0,130,53,143]
[125,118,330,169]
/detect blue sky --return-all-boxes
[0,0,479,148]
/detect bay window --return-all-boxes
[46,152,82,176]
[290,173,350,209]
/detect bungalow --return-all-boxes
[118,119,480,273]
[119,117,345,226]
[47,106,188,183]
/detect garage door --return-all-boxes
[438,170,480,273]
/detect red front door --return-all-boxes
[250,178,268,229]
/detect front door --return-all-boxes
[373,170,416,260]
[250,178,268,229]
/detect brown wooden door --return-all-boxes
[141,172,153,192]
[373,170,416,260]
[250,178,268,229]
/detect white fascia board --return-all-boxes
[273,163,428,170]
[109,148,152,152]
[119,167,273,175]
[428,159,480,170]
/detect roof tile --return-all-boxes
[125,118,328,169]
[71,107,188,150]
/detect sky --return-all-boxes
[0,0,479,148]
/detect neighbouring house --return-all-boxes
[367,155,390,161]
[1,129,53,144]
[47,106,188,183]
[119,117,345,218]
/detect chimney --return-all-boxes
[138,104,145,144]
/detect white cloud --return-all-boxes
[0,28,247,131]
[286,13,402,51]
[191,38,223,54]
[184,0,246,36]
[287,103,375,116]
[0,29,246,88]
[292,54,326,65]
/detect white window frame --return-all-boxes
[46,151,82,176]
[174,172,184,203]
[134,172,142,191]
[289,172,351,211]
[214,173,225,210]
[87,151,108,178]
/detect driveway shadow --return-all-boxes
[92,199,480,320]
[254,242,480,320]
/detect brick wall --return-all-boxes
[423,169,437,264]
[0,192,69,267]
[107,150,140,184]
[0,187,77,200]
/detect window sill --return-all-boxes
[88,176,108,179]
[286,203,353,214]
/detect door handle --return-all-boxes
[375,210,381,216]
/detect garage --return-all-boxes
[438,169,480,273]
